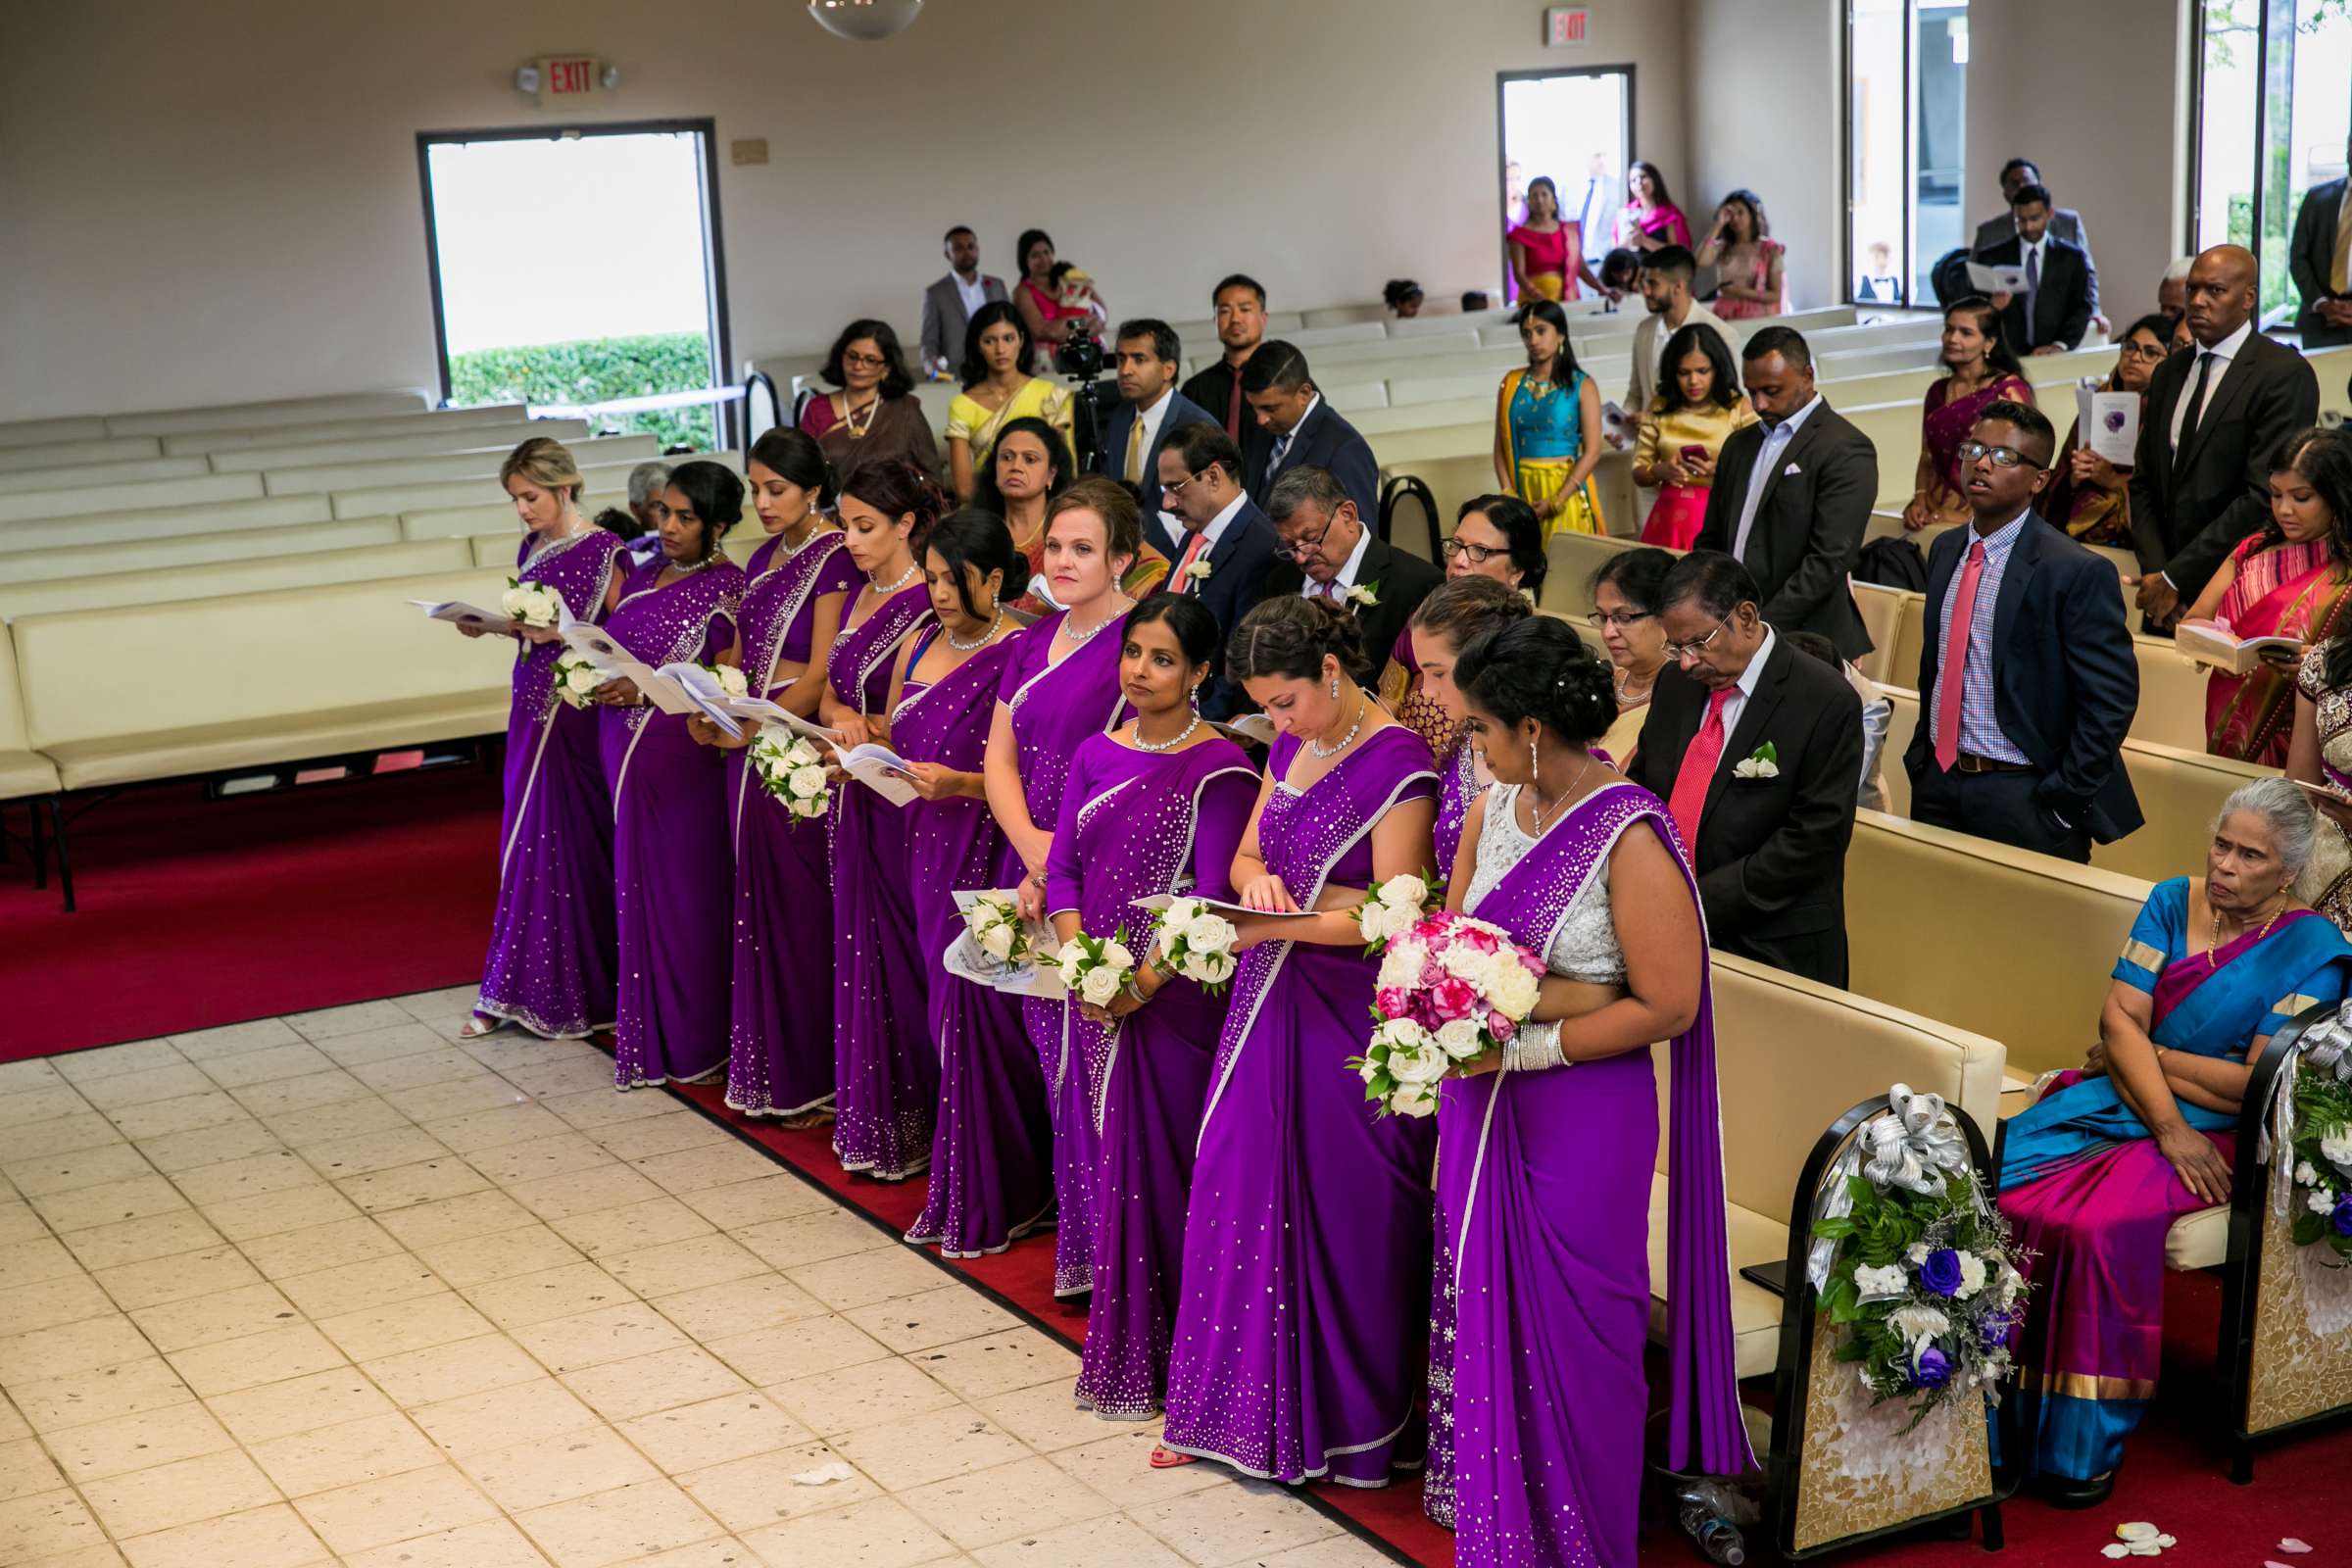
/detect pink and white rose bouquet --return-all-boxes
[1348,910,1546,1117]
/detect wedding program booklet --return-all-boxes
[1211,713,1278,748]
[2073,384,2140,465]
[1130,891,1317,921]
[658,663,745,741]
[2174,618,2303,676]
[555,622,700,717]
[945,888,1064,998]
[1965,261,2030,295]
[734,704,918,806]
[410,599,519,631]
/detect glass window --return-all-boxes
[1845,0,1969,307]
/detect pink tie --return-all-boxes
[1936,540,1987,772]
[1668,688,1736,848]
[1173,530,1212,592]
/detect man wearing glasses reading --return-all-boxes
[1151,421,1281,719]
[1906,403,2140,861]
[1261,465,1442,685]
[1627,550,1864,988]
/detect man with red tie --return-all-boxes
[1628,551,1863,987]
[1905,402,2141,861]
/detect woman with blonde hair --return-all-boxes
[459,437,626,1042]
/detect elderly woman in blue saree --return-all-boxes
[1998,778,2352,1507]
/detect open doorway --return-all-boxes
[416,121,730,449]
[1495,67,1635,298]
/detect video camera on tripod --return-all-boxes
[1053,333,1118,476]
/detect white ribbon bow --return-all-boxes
[1859,1083,1971,1198]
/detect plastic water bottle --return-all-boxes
[1675,1485,1748,1565]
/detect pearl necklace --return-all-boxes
[945,610,1004,652]
[1308,693,1370,760]
[1133,712,1201,753]
[868,560,918,593]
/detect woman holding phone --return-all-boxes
[1631,322,1756,548]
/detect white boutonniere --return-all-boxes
[1732,741,1780,780]
[1186,557,1213,584]
[1344,580,1380,609]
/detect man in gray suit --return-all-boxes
[1972,157,2100,326]
[917,226,1008,374]
[2289,136,2352,350]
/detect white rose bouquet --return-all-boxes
[750,730,829,821]
[961,890,1032,966]
[706,662,750,702]
[1349,871,1438,952]
[503,578,564,628]
[1054,927,1139,1014]
[553,655,607,710]
[1347,910,1546,1117]
[1150,896,1241,995]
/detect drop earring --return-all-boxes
[1529,737,1541,782]
[1329,676,1340,701]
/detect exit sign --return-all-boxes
[1544,6,1590,45]
[536,55,603,107]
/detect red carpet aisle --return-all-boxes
[0,767,500,1062]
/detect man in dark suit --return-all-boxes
[1906,400,2140,861]
[1241,342,1381,523]
[2128,245,2324,627]
[1093,319,1216,517]
[917,226,1007,375]
[1260,465,1441,685]
[1693,326,1877,662]
[1180,273,1270,443]
[1974,184,2093,354]
[1628,551,1863,988]
[1971,157,2101,324]
[1152,421,1281,720]
[2288,139,2352,350]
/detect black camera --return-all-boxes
[1053,333,1104,380]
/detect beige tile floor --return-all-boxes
[0,993,1396,1568]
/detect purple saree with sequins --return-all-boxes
[1161,726,1440,1486]
[473,528,624,1039]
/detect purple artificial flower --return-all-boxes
[1980,1314,2013,1351]
[2333,1194,2352,1238]
[1918,1248,1965,1298]
[1911,1347,1952,1389]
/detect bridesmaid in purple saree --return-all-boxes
[1440,616,1751,1565]
[889,510,1053,1256]
[984,477,1141,1298]
[593,462,748,1088]
[1396,575,1531,1529]
[462,438,625,1042]
[1046,597,1258,1420]
[683,430,858,1123]
[820,460,943,1179]
[1161,596,1440,1485]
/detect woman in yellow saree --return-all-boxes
[1491,299,1604,541]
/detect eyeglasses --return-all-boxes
[1662,614,1734,662]
[1956,439,2041,471]
[1443,537,1511,565]
[1162,469,1205,502]
[841,351,889,370]
[2120,339,2169,361]
[1587,609,1653,630]
[1277,513,1337,562]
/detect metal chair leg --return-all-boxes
[1979,1500,2004,1551]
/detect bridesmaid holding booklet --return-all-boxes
[819,460,942,1180]
[461,437,625,1043]
[683,429,858,1126]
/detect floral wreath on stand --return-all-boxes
[1808,1084,2033,1431]
[2274,1003,2352,1258]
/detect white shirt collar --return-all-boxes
[1285,393,1323,440]
[1764,393,1824,439]
[1197,489,1248,550]
[2200,317,2256,365]
[1134,385,1174,447]
[1733,623,1776,704]
[1300,520,1373,595]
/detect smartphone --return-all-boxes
[1679,444,1707,465]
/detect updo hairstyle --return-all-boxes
[924,507,1031,620]
[1452,616,1617,747]
[1228,594,1374,688]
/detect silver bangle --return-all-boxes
[1504,1021,1567,1073]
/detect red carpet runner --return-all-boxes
[7,770,2341,1563]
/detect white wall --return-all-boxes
[1683,0,1845,314]
[1963,0,2188,326]
[0,0,1692,423]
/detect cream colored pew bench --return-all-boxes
[5,519,405,587]
[0,389,431,450]
[208,416,589,473]
[0,494,337,555]
[1650,955,2004,1380]
[0,540,476,622]
[13,567,516,910]
[0,624,65,900]
[161,404,536,457]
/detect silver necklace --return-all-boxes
[1061,605,1120,647]
[945,610,1004,652]
[1308,693,1370,760]
[868,560,918,593]
[1527,754,1596,835]
[1133,712,1201,753]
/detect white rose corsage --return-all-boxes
[553,655,607,710]
[503,578,564,628]
[707,662,750,702]
[1186,557,1214,585]
[750,729,829,821]
[1344,580,1380,609]
[1054,927,1138,1013]
[1733,742,1780,780]
[1151,896,1241,995]
[961,890,1032,966]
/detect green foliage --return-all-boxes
[449,333,716,452]
[2286,1066,2352,1260]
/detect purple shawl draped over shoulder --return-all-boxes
[897,632,1056,1254]
[1162,725,1440,1486]
[1047,734,1259,1419]
[1441,782,1751,1565]
[827,583,936,1177]
[1002,611,1131,1297]
[599,558,745,1088]
[474,527,624,1038]
[724,531,858,1118]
